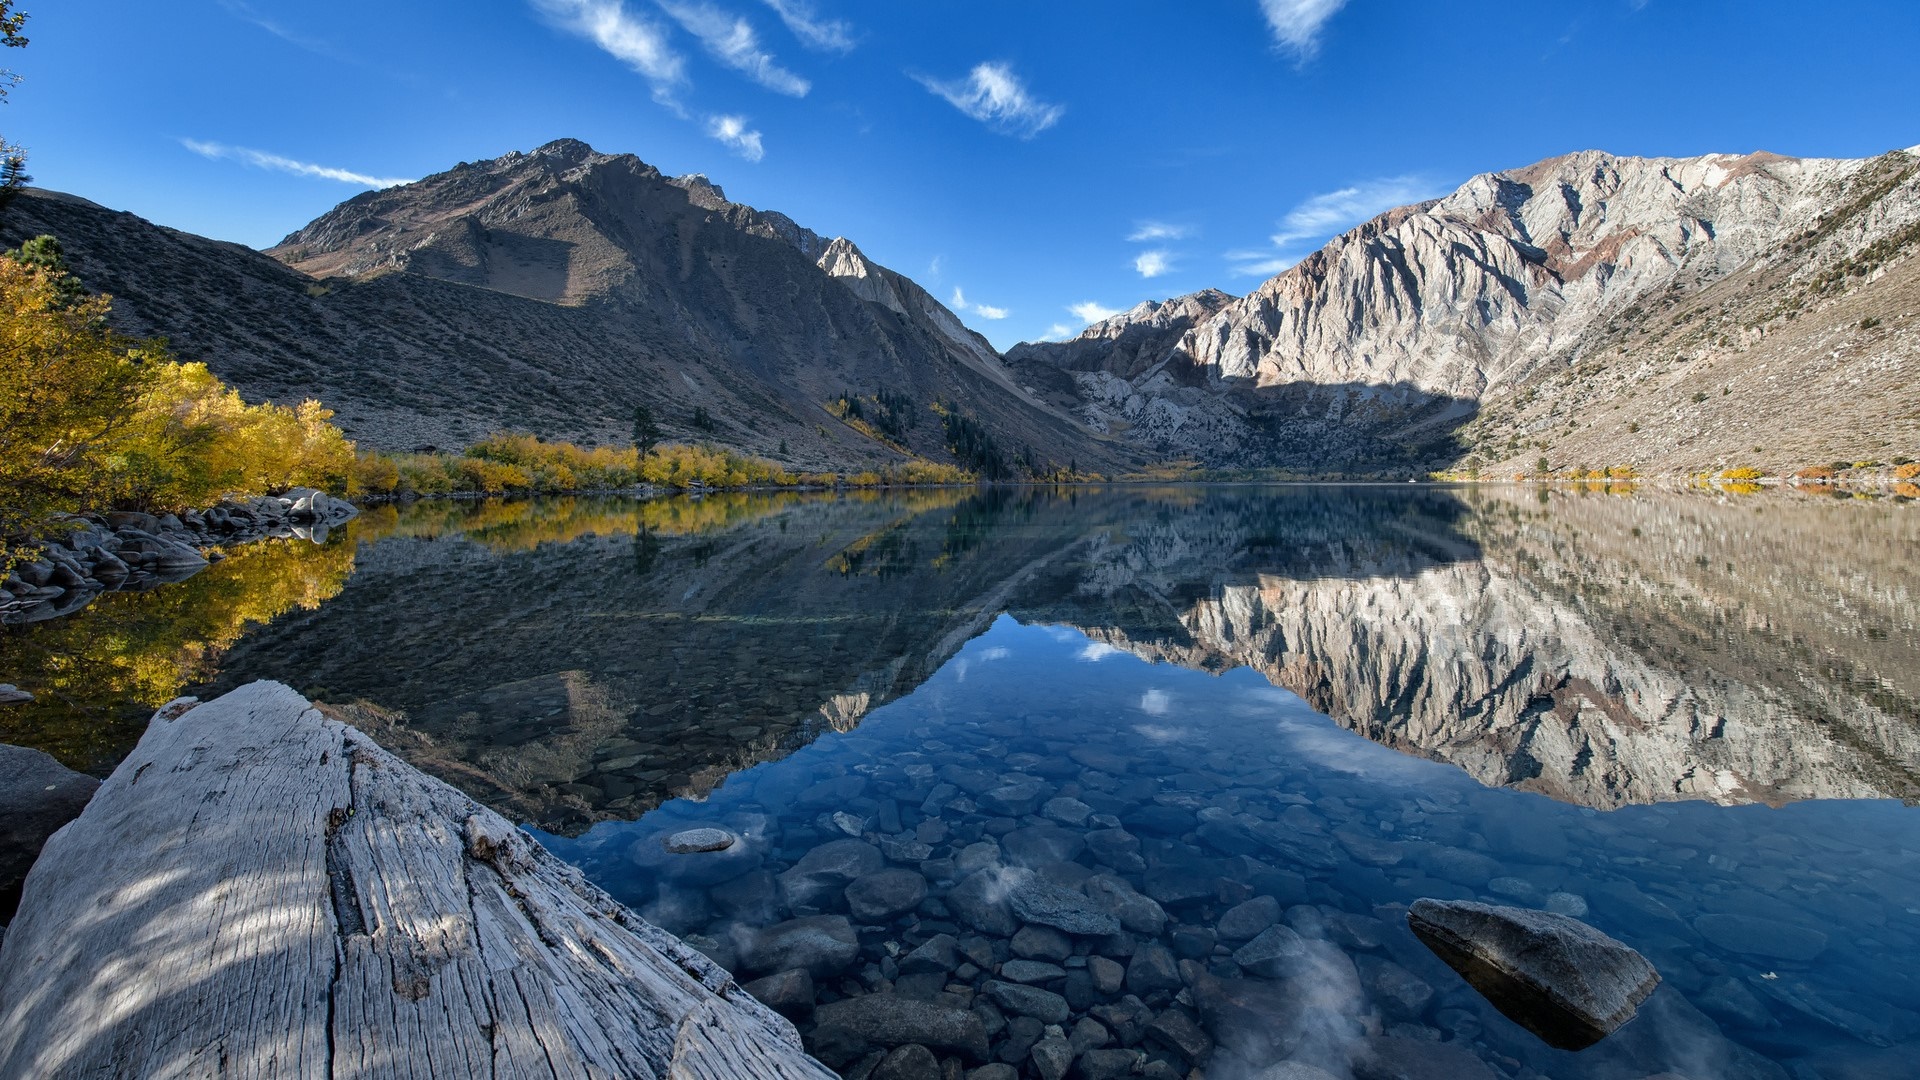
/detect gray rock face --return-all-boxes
[1011,147,1920,476]
[811,992,990,1063]
[1408,898,1660,1050]
[0,744,99,917]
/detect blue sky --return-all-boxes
[7,1,1919,349]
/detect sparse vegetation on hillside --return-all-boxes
[352,432,974,499]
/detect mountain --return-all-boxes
[1,139,1122,473]
[1014,146,1920,475]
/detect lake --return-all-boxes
[4,484,1918,1078]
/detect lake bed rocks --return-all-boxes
[1407,898,1661,1050]
[0,489,359,624]
[571,655,1909,1080]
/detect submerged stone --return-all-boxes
[1407,898,1660,1050]
[661,827,736,853]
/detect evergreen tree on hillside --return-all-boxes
[0,2,30,217]
[630,403,661,454]
[6,234,81,307]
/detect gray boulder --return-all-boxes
[1407,898,1660,1050]
[0,744,99,917]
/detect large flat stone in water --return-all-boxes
[1408,898,1659,1051]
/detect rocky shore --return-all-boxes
[0,487,357,625]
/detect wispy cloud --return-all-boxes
[1139,688,1172,716]
[1230,174,1442,277]
[917,62,1063,139]
[706,114,765,161]
[658,0,810,97]
[1260,0,1350,58]
[925,255,944,279]
[217,0,339,58]
[181,139,412,188]
[1128,221,1191,242]
[1078,641,1123,662]
[950,285,1010,321]
[1134,250,1173,278]
[1040,322,1075,342]
[760,0,853,52]
[1070,301,1123,324]
[531,0,688,108]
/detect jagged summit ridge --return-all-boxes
[1014,144,1920,473]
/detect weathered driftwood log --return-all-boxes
[0,681,835,1079]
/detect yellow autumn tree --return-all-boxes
[0,250,359,553]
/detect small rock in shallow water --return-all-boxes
[983,980,1071,1025]
[872,1043,941,1080]
[662,827,736,853]
[1216,895,1281,941]
[1009,877,1121,936]
[737,914,861,978]
[1408,898,1660,1050]
[812,992,991,1062]
[846,868,928,923]
[741,967,815,1019]
[1000,959,1066,985]
[1692,912,1828,962]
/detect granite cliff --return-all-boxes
[1015,147,1920,474]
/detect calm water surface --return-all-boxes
[4,485,1918,1079]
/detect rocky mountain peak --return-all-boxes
[1012,143,1919,473]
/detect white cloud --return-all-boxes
[917,62,1063,139]
[1041,323,1075,342]
[1078,641,1122,662]
[1139,688,1172,715]
[760,0,853,51]
[1260,0,1350,58]
[1230,174,1443,277]
[707,114,765,161]
[949,285,1010,321]
[1134,250,1173,278]
[658,0,810,96]
[1070,301,1122,324]
[926,254,944,279]
[531,0,688,108]
[1128,221,1191,242]
[180,139,412,188]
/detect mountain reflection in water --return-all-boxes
[5,485,1915,826]
[6,485,1918,1074]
